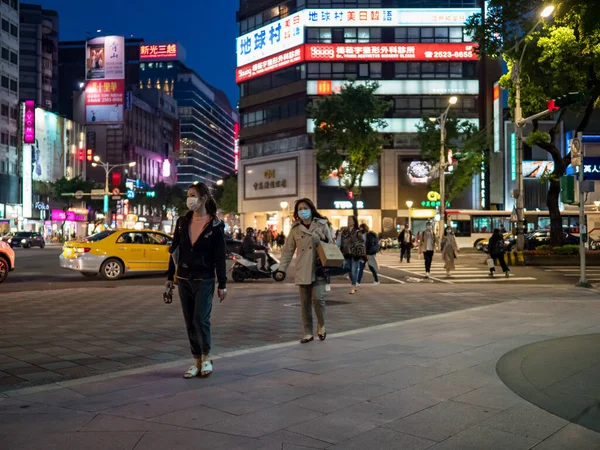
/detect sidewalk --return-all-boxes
[2,298,600,449]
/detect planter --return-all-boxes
[523,253,600,266]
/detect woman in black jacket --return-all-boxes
[166,183,227,378]
[488,228,510,278]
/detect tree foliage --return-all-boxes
[215,175,238,215]
[417,117,489,203]
[465,0,600,244]
[128,182,187,220]
[308,81,392,216]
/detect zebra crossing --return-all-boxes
[376,252,537,284]
[542,266,600,282]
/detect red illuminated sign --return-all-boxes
[23,100,35,144]
[234,123,240,171]
[140,43,178,60]
[305,43,477,61]
[236,46,304,83]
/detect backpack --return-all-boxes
[366,232,380,255]
[494,238,506,254]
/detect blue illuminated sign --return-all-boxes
[126,190,136,199]
[510,133,516,182]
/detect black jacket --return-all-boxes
[241,236,265,255]
[488,233,505,256]
[398,230,413,246]
[167,212,227,289]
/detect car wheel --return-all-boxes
[101,259,124,280]
[473,238,484,248]
[40,241,45,249]
[25,242,31,249]
[0,256,8,284]
[81,271,98,277]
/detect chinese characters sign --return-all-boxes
[305,43,477,61]
[140,43,178,60]
[305,8,479,27]
[236,46,304,82]
[243,158,298,200]
[583,157,600,181]
[23,100,35,144]
[85,36,125,80]
[237,12,304,67]
[85,79,125,123]
[307,79,479,96]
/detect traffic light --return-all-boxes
[553,92,585,109]
[146,191,156,198]
[78,149,85,161]
[86,149,93,162]
[347,191,354,200]
[547,100,560,112]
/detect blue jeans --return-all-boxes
[345,258,361,286]
[358,260,379,284]
[178,278,214,357]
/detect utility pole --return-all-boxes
[574,132,590,287]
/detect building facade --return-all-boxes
[0,0,20,226]
[139,44,238,188]
[19,3,58,112]
[236,0,488,235]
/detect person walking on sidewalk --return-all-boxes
[419,221,436,278]
[340,216,365,295]
[277,199,333,344]
[399,224,414,263]
[441,227,459,278]
[488,228,510,278]
[166,183,227,379]
[357,223,380,286]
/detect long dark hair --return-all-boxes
[187,183,218,218]
[293,198,324,221]
[348,215,359,230]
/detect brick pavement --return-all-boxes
[2,296,600,449]
[0,282,598,393]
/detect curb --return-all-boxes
[506,251,525,266]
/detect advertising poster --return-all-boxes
[319,162,379,187]
[86,36,125,80]
[85,80,125,123]
[33,108,64,183]
[305,43,477,61]
[523,161,554,179]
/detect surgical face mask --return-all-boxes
[187,197,203,211]
[298,209,312,221]
[426,225,432,230]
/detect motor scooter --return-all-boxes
[230,251,286,282]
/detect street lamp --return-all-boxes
[406,200,413,230]
[430,96,458,237]
[594,201,600,211]
[91,157,136,194]
[513,5,555,251]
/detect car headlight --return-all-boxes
[21,239,26,244]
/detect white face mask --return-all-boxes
[187,197,203,212]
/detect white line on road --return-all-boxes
[450,277,537,283]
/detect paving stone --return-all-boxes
[427,424,541,450]
[134,429,283,450]
[0,411,95,434]
[260,429,331,449]
[531,423,600,449]
[286,408,378,444]
[151,405,236,429]
[329,427,436,450]
[452,382,525,410]
[483,402,569,440]
[0,431,144,450]
[81,413,189,431]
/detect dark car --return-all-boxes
[525,230,579,250]
[224,234,242,258]
[10,231,45,249]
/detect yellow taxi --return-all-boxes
[59,229,172,280]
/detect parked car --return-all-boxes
[0,240,15,283]
[59,229,172,280]
[476,233,512,253]
[1,233,13,243]
[10,231,45,249]
[525,230,580,250]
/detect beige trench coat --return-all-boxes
[279,218,333,286]
[441,233,459,271]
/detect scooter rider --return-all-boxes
[241,228,268,271]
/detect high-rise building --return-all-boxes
[0,0,20,227]
[19,3,59,112]
[235,0,490,235]
[139,43,238,188]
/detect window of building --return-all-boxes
[307,27,332,43]
[307,62,384,79]
[391,96,478,117]
[10,51,17,65]
[0,103,7,117]
[306,0,382,6]
[395,26,469,43]
[1,19,8,33]
[240,1,292,34]
[9,134,16,147]
[343,28,381,43]
[0,132,8,145]
[394,61,477,79]
[10,23,17,37]
[9,78,17,92]
[140,63,145,71]
[241,98,307,128]
[1,47,8,61]
[1,76,8,89]
[9,106,17,120]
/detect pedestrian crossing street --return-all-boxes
[542,266,600,282]
[376,252,537,284]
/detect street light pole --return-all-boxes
[406,200,413,230]
[91,157,136,225]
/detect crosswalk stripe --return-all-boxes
[450,277,537,283]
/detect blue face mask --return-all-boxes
[298,209,312,221]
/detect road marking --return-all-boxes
[450,277,537,283]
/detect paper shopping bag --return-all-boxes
[317,242,344,268]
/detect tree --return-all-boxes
[416,117,489,203]
[309,81,392,217]
[49,176,97,236]
[216,175,238,215]
[129,182,187,223]
[466,0,600,245]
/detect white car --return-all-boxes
[0,240,15,283]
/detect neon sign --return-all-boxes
[140,43,178,60]
[23,100,35,144]
[305,43,477,61]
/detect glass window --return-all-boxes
[1,47,8,60]
[359,63,369,77]
[0,104,7,116]
[452,220,471,237]
[1,19,9,33]
[140,63,146,71]
[408,62,420,78]
[407,27,419,42]
[344,28,357,43]
[435,62,449,78]
[422,62,435,76]
[117,232,146,244]
[473,217,492,234]
[394,28,407,42]
[421,27,434,42]
[1,76,8,89]
[370,28,382,42]
[435,27,449,42]
[395,98,408,109]
[370,62,382,79]
[464,28,474,42]
[450,62,462,78]
[449,27,463,42]
[357,28,370,43]
[464,62,477,77]
[395,62,407,78]
[86,230,116,242]
[10,24,17,37]
[319,28,332,43]
[307,28,319,42]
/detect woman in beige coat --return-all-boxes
[441,227,459,277]
[278,198,333,343]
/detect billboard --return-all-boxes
[236,46,304,83]
[243,158,298,200]
[23,100,35,144]
[307,79,479,96]
[33,108,65,182]
[493,83,500,153]
[237,11,304,67]
[140,43,181,61]
[86,36,125,80]
[523,161,554,179]
[85,80,125,123]
[305,43,476,61]
[320,162,379,187]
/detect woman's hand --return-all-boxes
[165,280,174,290]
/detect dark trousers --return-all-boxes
[424,251,434,272]
[491,253,509,273]
[400,244,412,262]
[178,278,214,357]
[247,252,266,269]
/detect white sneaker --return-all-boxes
[356,283,360,288]
[325,284,331,292]
[425,272,431,279]
[373,281,380,286]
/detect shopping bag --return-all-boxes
[486,258,495,269]
[317,242,344,268]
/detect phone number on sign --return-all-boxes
[432,51,474,58]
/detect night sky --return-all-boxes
[39,0,240,108]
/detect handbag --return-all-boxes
[486,258,495,269]
[316,241,348,277]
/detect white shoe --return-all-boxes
[425,272,431,279]
[373,281,380,286]
[356,283,360,288]
[325,284,331,292]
